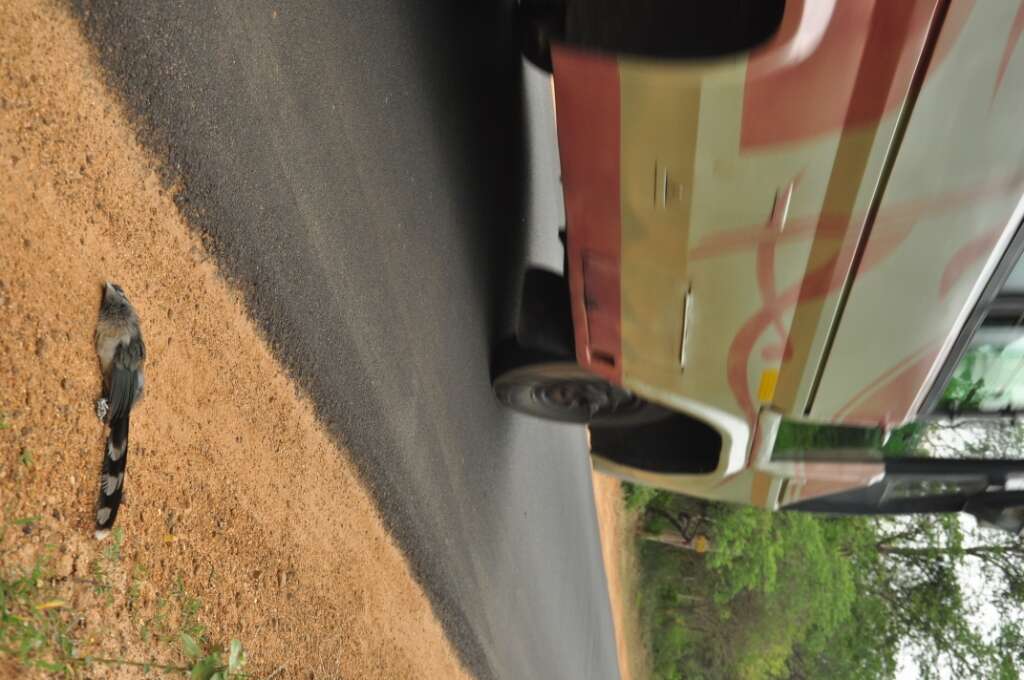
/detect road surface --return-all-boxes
[74,2,620,679]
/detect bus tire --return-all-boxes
[491,337,665,424]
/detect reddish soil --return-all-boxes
[1,1,472,677]
[591,471,651,680]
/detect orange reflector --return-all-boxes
[758,369,779,403]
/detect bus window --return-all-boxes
[939,252,1024,414]
[940,324,1024,413]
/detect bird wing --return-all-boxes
[107,337,144,422]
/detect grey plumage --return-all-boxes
[94,282,145,540]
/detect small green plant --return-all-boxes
[149,594,172,643]
[127,564,144,613]
[173,576,205,641]
[89,557,111,599]
[0,412,10,430]
[0,559,75,675]
[1,553,249,678]
[18,448,31,467]
[623,482,664,511]
[179,633,248,680]
[103,526,124,563]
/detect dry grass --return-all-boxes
[591,472,652,680]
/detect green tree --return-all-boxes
[631,488,1024,680]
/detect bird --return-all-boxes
[93,282,146,540]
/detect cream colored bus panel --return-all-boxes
[810,2,1024,426]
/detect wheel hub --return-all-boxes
[533,379,644,419]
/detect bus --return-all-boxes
[490,0,1024,533]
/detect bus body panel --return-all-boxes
[809,1,1024,427]
[552,0,942,431]
[552,0,1024,507]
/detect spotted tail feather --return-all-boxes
[95,412,129,539]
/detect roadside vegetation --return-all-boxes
[625,419,1024,680]
[1,435,249,680]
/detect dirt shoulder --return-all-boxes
[591,472,650,680]
[0,1,471,677]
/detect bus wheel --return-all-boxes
[518,0,565,73]
[491,337,663,424]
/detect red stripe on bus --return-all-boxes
[742,0,941,149]
[994,1,1024,101]
[551,47,623,383]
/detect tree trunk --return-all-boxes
[638,530,712,552]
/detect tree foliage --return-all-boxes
[627,477,1024,680]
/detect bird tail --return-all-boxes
[95,412,129,540]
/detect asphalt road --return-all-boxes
[73,2,620,679]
